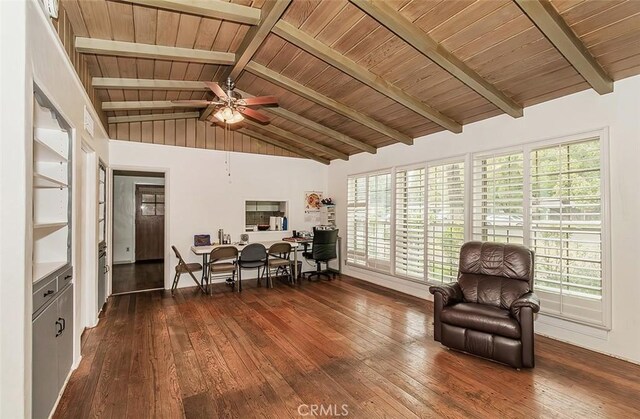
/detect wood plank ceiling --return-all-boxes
[56,0,640,164]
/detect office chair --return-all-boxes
[303,228,339,281]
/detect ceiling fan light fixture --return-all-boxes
[214,106,244,124]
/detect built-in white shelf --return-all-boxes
[34,173,68,188]
[33,261,67,283]
[34,222,67,230]
[34,128,68,160]
[34,136,67,163]
[33,90,71,285]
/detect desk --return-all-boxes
[191,241,300,287]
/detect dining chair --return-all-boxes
[207,246,238,293]
[171,245,206,295]
[264,242,293,286]
[236,243,267,292]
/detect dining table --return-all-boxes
[190,240,301,288]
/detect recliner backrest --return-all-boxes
[457,241,534,310]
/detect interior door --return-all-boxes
[135,185,164,261]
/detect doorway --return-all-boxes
[112,170,165,294]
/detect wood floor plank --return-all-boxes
[53,275,640,419]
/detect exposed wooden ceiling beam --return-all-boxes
[120,0,261,25]
[272,20,462,133]
[108,112,199,124]
[201,0,292,120]
[75,37,235,65]
[238,128,330,165]
[246,61,414,145]
[93,78,209,91]
[102,101,205,111]
[350,0,523,118]
[243,119,349,161]
[514,0,613,94]
[235,89,376,154]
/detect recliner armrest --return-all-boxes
[428,282,462,307]
[510,292,541,318]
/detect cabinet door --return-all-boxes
[32,301,59,419]
[57,284,74,387]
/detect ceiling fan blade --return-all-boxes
[171,100,213,106]
[206,118,244,130]
[204,81,228,101]
[239,96,278,106]
[239,107,270,124]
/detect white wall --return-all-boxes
[113,175,165,263]
[109,141,328,287]
[328,76,640,364]
[0,1,110,416]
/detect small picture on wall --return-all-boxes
[305,191,323,213]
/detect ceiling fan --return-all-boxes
[172,78,278,125]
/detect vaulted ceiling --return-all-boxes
[56,0,640,164]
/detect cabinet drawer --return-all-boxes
[57,267,73,289]
[33,277,57,314]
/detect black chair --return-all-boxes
[303,228,339,280]
[237,243,267,292]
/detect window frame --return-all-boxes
[426,156,467,285]
[393,163,427,282]
[346,168,394,275]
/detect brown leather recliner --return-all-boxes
[429,241,540,368]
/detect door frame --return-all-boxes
[79,140,98,342]
[108,165,170,293]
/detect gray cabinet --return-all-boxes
[32,284,74,419]
[57,285,74,386]
[32,298,59,419]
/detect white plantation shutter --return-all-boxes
[530,138,604,325]
[473,152,525,244]
[347,176,367,266]
[427,161,465,284]
[367,172,392,271]
[395,168,425,280]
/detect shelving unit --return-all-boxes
[32,88,75,419]
[320,205,336,228]
[32,93,71,284]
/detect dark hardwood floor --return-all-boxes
[54,275,640,418]
[112,260,164,294]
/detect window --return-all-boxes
[346,172,392,272]
[473,152,524,244]
[344,130,608,328]
[138,187,164,216]
[367,172,392,271]
[530,138,604,324]
[347,176,367,266]
[395,167,425,280]
[427,161,465,284]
